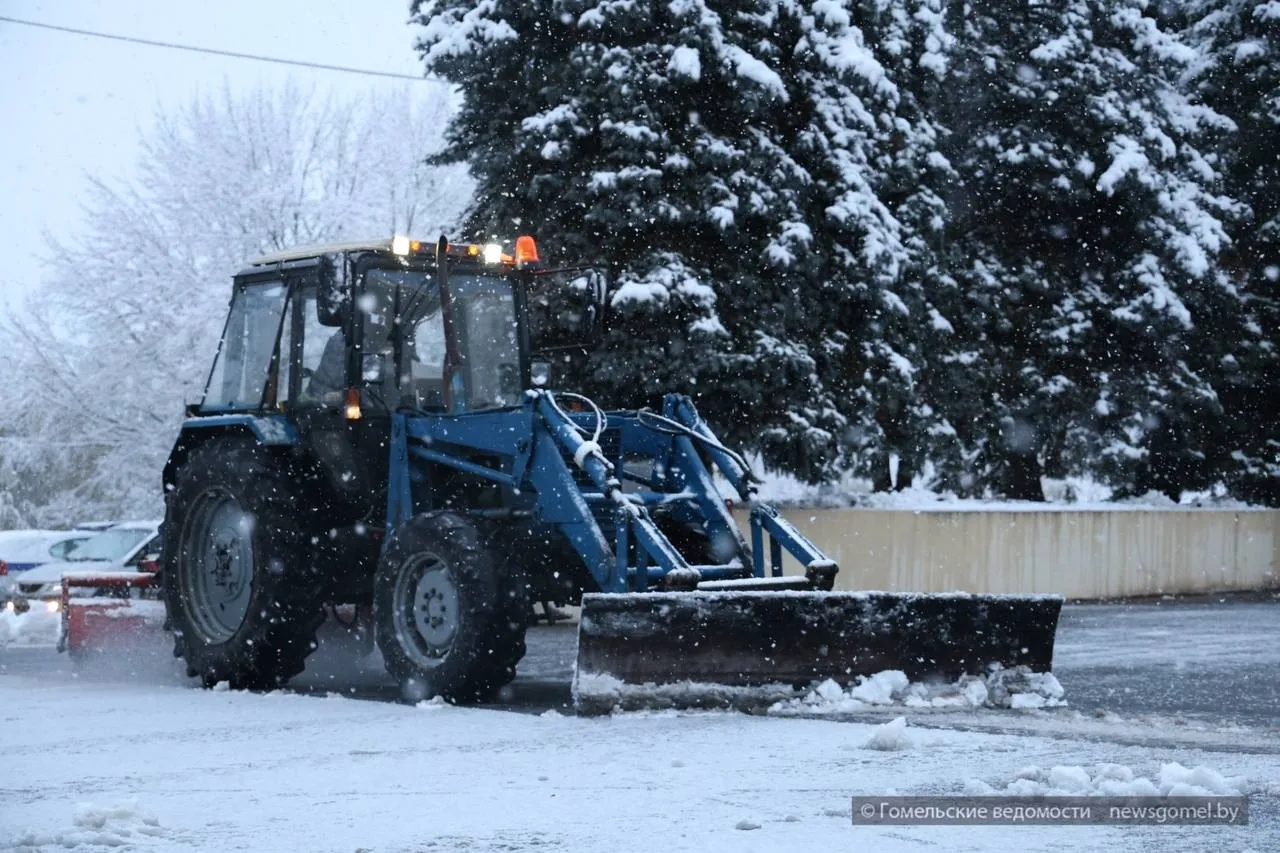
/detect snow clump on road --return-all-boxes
[863,715,912,750]
[6,799,169,850]
[965,761,1256,797]
[770,665,1066,714]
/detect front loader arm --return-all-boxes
[533,391,840,590]
[387,390,840,593]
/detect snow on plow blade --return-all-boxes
[573,591,1063,714]
[59,572,168,663]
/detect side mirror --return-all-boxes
[315,254,349,327]
[527,268,608,352]
[530,360,552,388]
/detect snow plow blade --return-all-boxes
[573,591,1063,714]
[59,572,169,664]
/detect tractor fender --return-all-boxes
[162,415,300,489]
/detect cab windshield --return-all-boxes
[360,269,522,412]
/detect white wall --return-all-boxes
[735,509,1280,599]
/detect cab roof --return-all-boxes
[246,236,541,271]
[248,239,399,266]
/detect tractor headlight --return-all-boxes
[45,599,61,613]
[483,243,502,264]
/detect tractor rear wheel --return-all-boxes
[374,512,528,703]
[162,437,324,689]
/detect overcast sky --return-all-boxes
[0,0,437,304]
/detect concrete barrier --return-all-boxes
[735,508,1280,599]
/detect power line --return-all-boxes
[0,14,435,82]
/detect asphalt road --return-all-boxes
[3,598,1277,726]
[1053,598,1280,728]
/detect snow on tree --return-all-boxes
[944,0,1242,500]
[0,335,35,528]
[1183,0,1280,504]
[414,0,959,482]
[832,0,966,492]
[0,83,470,525]
[414,0,1273,500]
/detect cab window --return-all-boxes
[296,288,347,406]
[203,281,288,410]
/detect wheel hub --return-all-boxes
[180,491,255,644]
[392,553,459,668]
[211,536,242,592]
[412,563,459,650]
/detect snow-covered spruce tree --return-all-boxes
[944,0,1240,500]
[1,83,469,525]
[839,0,968,492]
[1184,0,1280,504]
[706,1,945,487]
[415,0,954,483]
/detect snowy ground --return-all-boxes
[2,600,1279,852]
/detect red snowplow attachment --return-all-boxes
[59,572,167,661]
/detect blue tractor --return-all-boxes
[158,235,1061,708]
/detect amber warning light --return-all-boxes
[515,235,539,267]
[407,235,541,266]
[391,235,429,256]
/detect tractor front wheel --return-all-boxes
[374,512,527,703]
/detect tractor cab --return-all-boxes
[200,235,604,421]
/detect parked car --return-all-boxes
[1,530,96,608]
[10,521,162,613]
[0,529,64,554]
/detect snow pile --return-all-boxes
[983,667,1067,709]
[770,666,1066,715]
[965,761,1256,797]
[0,606,61,648]
[6,799,169,850]
[863,716,912,751]
[851,670,911,704]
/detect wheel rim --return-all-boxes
[180,490,255,644]
[392,552,459,669]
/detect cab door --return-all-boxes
[285,271,389,525]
